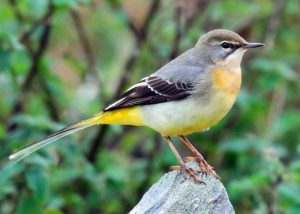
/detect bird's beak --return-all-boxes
[243,42,265,49]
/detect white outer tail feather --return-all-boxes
[9,124,94,162]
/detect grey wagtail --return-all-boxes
[9,29,264,183]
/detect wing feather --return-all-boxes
[104,75,195,111]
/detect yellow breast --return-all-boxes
[212,67,241,95]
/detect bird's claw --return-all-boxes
[170,165,206,185]
[185,156,220,180]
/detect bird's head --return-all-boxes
[195,29,264,67]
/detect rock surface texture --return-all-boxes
[130,161,234,214]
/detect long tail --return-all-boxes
[9,113,104,162]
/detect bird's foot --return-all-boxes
[170,165,206,185]
[185,156,220,180]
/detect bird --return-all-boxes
[9,29,264,183]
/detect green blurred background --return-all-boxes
[0,0,300,213]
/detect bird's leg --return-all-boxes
[162,136,204,184]
[179,135,220,180]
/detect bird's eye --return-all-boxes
[221,42,231,49]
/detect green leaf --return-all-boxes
[0,163,23,199]
[0,47,10,72]
[25,168,47,200]
[278,183,300,205]
[53,0,78,9]
[16,192,42,214]
[10,49,31,75]
[43,209,63,214]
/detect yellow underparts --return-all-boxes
[76,106,144,127]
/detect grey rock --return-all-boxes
[130,161,234,214]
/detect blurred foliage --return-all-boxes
[0,0,300,213]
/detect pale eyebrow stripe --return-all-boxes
[209,40,241,46]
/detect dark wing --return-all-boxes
[103,75,195,111]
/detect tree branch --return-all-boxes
[70,9,100,87]
[7,0,24,23]
[6,4,54,132]
[264,0,285,49]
